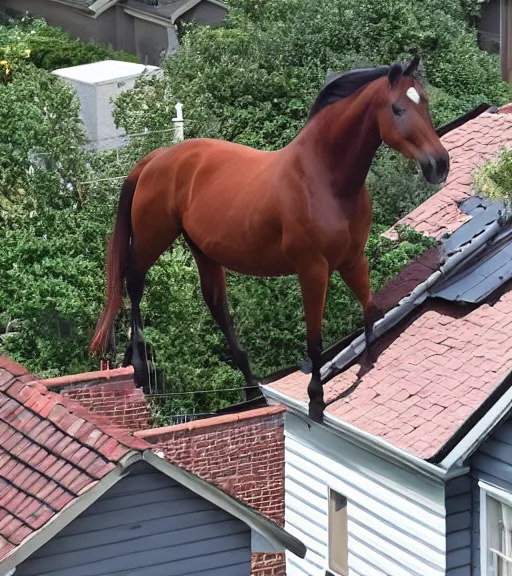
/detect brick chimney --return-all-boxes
[42,366,152,432]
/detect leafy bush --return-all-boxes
[0,10,136,72]
[473,147,512,209]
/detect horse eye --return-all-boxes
[392,104,405,117]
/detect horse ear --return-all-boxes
[404,55,420,77]
[388,63,403,87]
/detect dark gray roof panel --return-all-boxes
[458,195,495,215]
[432,236,512,303]
[440,200,505,258]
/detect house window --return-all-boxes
[328,488,348,576]
[480,481,512,576]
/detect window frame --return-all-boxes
[327,487,349,576]
[479,480,512,576]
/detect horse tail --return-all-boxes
[90,173,138,357]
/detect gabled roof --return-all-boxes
[122,0,227,25]
[262,105,512,473]
[53,0,227,20]
[0,356,305,573]
[0,356,149,563]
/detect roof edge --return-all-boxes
[135,406,284,440]
[0,460,131,574]
[437,369,512,469]
[42,366,133,389]
[49,0,95,14]
[143,450,307,558]
[88,0,119,17]
[435,102,495,138]
[263,387,447,482]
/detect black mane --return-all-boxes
[308,66,391,120]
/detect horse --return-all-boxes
[90,56,449,423]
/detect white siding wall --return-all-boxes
[284,413,446,576]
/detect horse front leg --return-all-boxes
[338,254,383,363]
[298,260,329,423]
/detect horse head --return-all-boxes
[376,56,450,185]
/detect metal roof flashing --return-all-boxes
[319,207,506,382]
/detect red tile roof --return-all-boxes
[385,109,512,240]
[0,356,150,562]
[269,289,512,460]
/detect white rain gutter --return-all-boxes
[263,386,447,481]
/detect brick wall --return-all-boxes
[251,553,286,576]
[136,406,286,575]
[42,366,152,432]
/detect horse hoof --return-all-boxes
[301,358,313,374]
[308,401,325,423]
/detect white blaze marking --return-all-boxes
[406,87,420,104]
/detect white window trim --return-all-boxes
[326,487,348,576]
[479,480,512,576]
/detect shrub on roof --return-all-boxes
[474,147,512,210]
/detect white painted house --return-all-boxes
[262,106,512,576]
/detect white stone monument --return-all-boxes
[52,60,162,151]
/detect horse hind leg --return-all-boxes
[188,244,261,402]
[125,265,151,391]
[126,218,181,392]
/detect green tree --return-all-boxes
[1,0,509,421]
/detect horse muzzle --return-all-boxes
[420,152,450,185]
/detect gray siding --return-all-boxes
[17,461,251,576]
[446,474,472,576]
[471,418,512,576]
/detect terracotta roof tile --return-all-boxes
[0,356,153,563]
[385,111,512,240]
[269,289,512,460]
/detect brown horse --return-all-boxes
[90,56,449,423]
